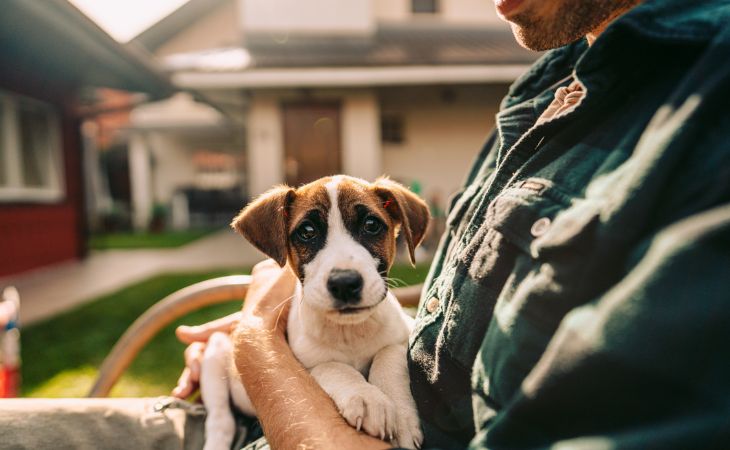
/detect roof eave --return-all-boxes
[172,64,530,90]
[6,0,175,99]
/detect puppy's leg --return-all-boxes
[201,332,237,450]
[310,361,397,440]
[369,344,423,449]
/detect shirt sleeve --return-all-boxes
[468,203,730,449]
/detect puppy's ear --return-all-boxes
[231,185,295,267]
[372,178,430,265]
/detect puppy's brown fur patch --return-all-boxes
[231,185,294,266]
[371,178,430,265]
[286,181,331,281]
[337,178,398,274]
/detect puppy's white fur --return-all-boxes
[201,176,423,450]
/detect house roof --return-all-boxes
[164,22,538,89]
[0,0,174,99]
[133,0,230,52]
[243,22,537,68]
[160,22,537,73]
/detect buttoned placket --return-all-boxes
[451,74,591,261]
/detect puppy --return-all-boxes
[200,175,428,450]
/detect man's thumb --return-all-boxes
[175,312,242,344]
[175,325,210,344]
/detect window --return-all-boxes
[381,114,405,144]
[412,0,439,14]
[0,92,63,202]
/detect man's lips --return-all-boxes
[494,0,526,17]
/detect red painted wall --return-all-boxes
[0,113,86,278]
[0,49,89,277]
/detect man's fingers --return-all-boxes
[173,310,243,399]
[184,341,205,380]
[175,311,243,344]
[172,367,195,398]
[172,342,205,398]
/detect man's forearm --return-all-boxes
[233,328,390,450]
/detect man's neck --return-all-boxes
[586,1,643,46]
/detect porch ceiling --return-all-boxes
[0,0,174,99]
[242,22,538,68]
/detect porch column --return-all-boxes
[129,133,153,231]
[247,95,284,197]
[342,90,381,180]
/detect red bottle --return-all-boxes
[0,287,20,398]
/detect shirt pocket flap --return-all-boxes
[486,179,573,256]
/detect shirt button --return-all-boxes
[426,297,439,313]
[530,217,551,237]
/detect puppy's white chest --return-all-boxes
[289,334,372,373]
[287,298,408,374]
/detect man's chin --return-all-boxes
[508,20,585,52]
[502,0,643,51]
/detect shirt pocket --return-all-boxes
[459,178,574,278]
[443,178,586,372]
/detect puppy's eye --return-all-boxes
[295,221,318,242]
[362,216,383,235]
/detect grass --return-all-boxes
[89,229,217,250]
[21,263,430,398]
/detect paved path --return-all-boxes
[0,230,263,325]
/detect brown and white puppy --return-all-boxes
[200,175,428,450]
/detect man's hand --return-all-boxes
[172,259,296,399]
[172,312,242,398]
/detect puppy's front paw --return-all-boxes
[393,407,423,449]
[339,385,397,441]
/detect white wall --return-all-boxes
[148,134,197,204]
[129,133,152,230]
[442,0,503,23]
[128,132,198,231]
[241,0,373,35]
[380,85,508,201]
[374,0,503,24]
[342,91,382,181]
[247,94,284,197]
[374,0,409,20]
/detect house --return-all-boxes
[0,0,174,277]
[126,0,538,231]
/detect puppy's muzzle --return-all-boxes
[327,269,363,306]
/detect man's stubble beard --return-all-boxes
[508,0,642,51]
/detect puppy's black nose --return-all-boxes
[327,269,363,304]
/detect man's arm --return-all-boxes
[469,203,730,449]
[231,260,390,450]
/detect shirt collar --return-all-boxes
[503,0,730,108]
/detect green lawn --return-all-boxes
[21,263,430,398]
[89,229,217,250]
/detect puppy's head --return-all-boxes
[231,176,429,323]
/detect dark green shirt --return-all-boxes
[408,0,730,448]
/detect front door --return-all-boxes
[283,103,341,186]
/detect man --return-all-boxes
[173,0,730,448]
[2,0,728,448]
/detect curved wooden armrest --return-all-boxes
[88,275,251,397]
[88,276,423,398]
